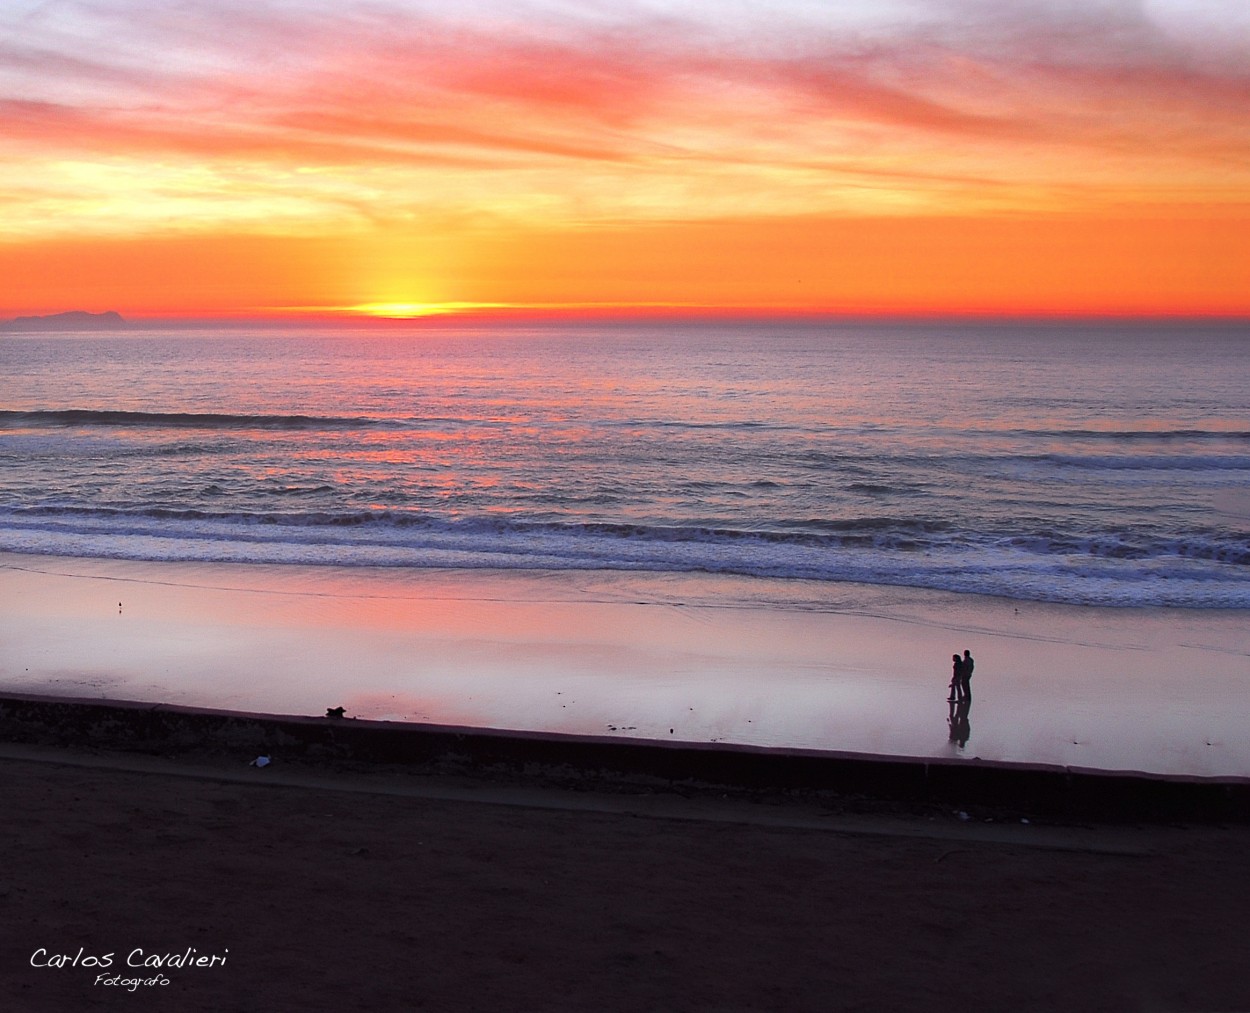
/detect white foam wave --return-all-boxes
[2,508,1246,608]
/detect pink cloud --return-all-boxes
[2,0,1245,215]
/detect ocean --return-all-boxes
[2,319,1248,609]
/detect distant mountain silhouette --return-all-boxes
[1,310,127,332]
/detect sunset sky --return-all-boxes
[2,0,1248,319]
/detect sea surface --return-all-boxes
[2,319,1248,609]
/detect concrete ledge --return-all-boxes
[2,692,1248,822]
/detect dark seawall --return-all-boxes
[2,693,1247,823]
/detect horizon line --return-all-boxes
[5,304,1250,330]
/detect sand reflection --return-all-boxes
[2,552,1248,778]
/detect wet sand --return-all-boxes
[2,743,1249,1012]
[2,552,1249,776]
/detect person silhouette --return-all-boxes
[949,653,964,701]
[960,650,974,701]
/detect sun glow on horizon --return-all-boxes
[345,301,510,319]
[2,0,1248,319]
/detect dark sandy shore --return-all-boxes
[3,724,1250,1012]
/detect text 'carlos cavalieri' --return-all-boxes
[32,946,229,970]
[32,946,229,988]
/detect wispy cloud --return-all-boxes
[1,0,1247,239]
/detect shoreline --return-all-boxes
[3,550,1249,778]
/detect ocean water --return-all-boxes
[2,319,1248,609]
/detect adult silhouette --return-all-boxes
[948,653,963,701]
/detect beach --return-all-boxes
[4,553,1250,1008]
[3,552,1249,778]
[2,740,1250,1012]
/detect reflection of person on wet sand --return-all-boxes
[948,698,971,748]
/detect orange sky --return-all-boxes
[2,0,1248,320]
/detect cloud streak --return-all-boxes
[0,0,1246,316]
